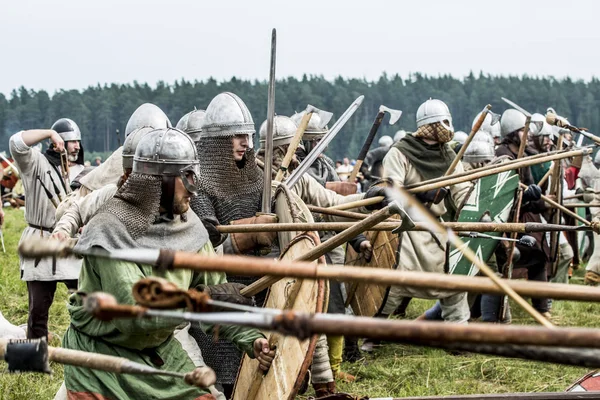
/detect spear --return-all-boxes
[0,337,216,388]
[18,238,600,303]
[215,221,599,234]
[84,294,600,351]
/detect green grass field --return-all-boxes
[0,207,598,399]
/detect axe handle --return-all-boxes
[444,105,491,177]
[275,112,311,182]
[349,111,385,182]
[517,116,531,161]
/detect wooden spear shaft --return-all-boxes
[403,148,570,191]
[443,105,491,176]
[519,182,591,226]
[216,221,593,234]
[240,202,400,296]
[274,112,311,182]
[17,239,600,303]
[411,148,590,194]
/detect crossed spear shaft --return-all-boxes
[0,337,216,388]
[85,292,600,369]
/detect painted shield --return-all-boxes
[567,370,600,392]
[448,170,519,276]
[343,214,400,317]
[232,185,326,400]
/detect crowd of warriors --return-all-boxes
[0,92,597,399]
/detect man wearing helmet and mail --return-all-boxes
[380,99,472,323]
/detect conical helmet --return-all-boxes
[125,103,172,138]
[416,99,453,131]
[176,109,206,142]
[201,92,255,138]
[259,115,298,147]
[51,118,81,142]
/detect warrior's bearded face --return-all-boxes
[172,175,193,215]
[66,140,80,162]
[232,134,249,161]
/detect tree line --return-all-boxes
[1,72,599,161]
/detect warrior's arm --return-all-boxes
[189,244,266,357]
[293,174,365,218]
[54,184,118,238]
[448,162,473,207]
[382,147,407,188]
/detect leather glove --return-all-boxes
[364,186,392,211]
[202,218,227,248]
[522,184,542,202]
[415,188,448,205]
[197,282,254,310]
[230,214,278,255]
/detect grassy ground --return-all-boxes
[0,207,599,399]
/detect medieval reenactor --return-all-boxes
[9,119,85,339]
[61,127,273,400]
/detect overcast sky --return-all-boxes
[1,0,597,96]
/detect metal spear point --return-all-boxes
[461,232,536,247]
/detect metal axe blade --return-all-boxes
[489,111,501,126]
[379,105,403,125]
[501,97,532,117]
[305,104,333,128]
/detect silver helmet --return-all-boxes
[453,131,468,145]
[176,109,206,143]
[201,92,255,138]
[51,118,81,142]
[500,109,527,138]
[378,135,394,148]
[472,112,501,139]
[125,103,172,138]
[463,133,495,164]
[594,151,600,168]
[290,111,329,140]
[529,113,552,137]
[259,115,298,147]
[416,99,453,131]
[133,128,200,194]
[122,127,154,170]
[394,130,406,142]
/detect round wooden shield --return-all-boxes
[232,185,326,400]
[343,214,400,317]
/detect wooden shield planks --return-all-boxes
[343,216,400,317]
[232,186,325,400]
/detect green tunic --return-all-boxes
[63,243,264,400]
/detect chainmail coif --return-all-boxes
[192,138,263,225]
[97,173,162,239]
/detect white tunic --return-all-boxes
[9,131,82,281]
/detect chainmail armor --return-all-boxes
[97,173,162,239]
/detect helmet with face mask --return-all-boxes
[414,99,454,143]
[125,103,172,138]
[176,109,206,143]
[133,128,200,195]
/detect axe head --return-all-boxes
[489,111,501,126]
[379,105,403,125]
[305,105,333,128]
[388,201,416,233]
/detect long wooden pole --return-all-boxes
[411,148,590,194]
[18,239,600,303]
[519,182,590,226]
[216,221,594,234]
[444,105,491,176]
[403,148,573,190]
[274,112,311,182]
[240,202,401,296]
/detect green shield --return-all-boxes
[448,170,520,276]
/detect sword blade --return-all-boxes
[261,28,276,214]
[501,97,532,117]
